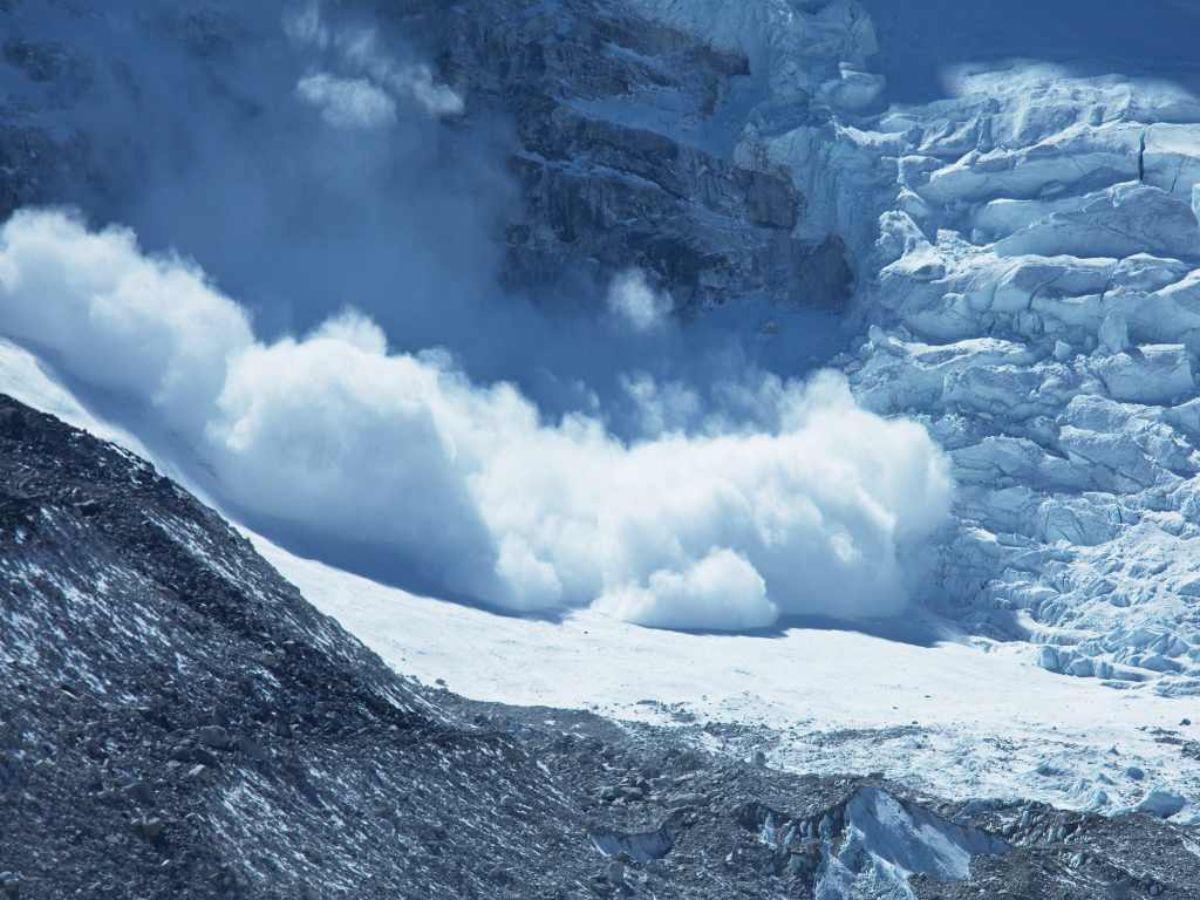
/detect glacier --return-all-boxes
[621,0,1200,696]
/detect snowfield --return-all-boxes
[258,535,1200,825]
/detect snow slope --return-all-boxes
[259,533,1200,825]
[6,0,1200,689]
[6,0,1200,842]
[4,337,1197,825]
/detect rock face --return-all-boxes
[354,0,857,309]
[432,0,856,309]
[4,394,1200,898]
[0,393,571,897]
[0,0,854,314]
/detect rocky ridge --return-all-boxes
[381,0,858,309]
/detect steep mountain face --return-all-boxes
[423,0,855,309]
[0,394,573,897]
[368,0,1200,692]
[5,1,1200,891]
[0,0,853,313]
[4,392,1200,898]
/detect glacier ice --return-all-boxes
[633,1,1200,691]
[814,787,1009,898]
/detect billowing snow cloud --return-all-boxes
[607,269,674,333]
[396,65,467,119]
[0,209,953,630]
[296,73,397,129]
[286,3,464,122]
[595,549,776,631]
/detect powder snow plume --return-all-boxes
[0,209,953,630]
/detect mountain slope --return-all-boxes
[0,393,575,897]
[4,0,1200,893]
[4,391,1200,898]
[8,0,1200,681]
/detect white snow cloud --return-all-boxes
[286,3,464,122]
[395,64,466,119]
[0,209,953,630]
[0,209,252,429]
[595,549,776,631]
[607,269,674,332]
[296,73,397,129]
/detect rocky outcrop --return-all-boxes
[0,394,572,898]
[401,0,855,309]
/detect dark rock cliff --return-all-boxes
[0,0,853,314]
[417,0,854,308]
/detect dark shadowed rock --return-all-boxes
[0,0,854,316]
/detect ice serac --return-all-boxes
[626,2,1200,691]
[853,68,1200,695]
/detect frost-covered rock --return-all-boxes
[1134,787,1188,819]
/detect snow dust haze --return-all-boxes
[0,210,952,629]
[0,1,956,630]
[4,0,507,355]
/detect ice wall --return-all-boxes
[637,0,1200,692]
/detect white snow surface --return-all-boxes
[259,534,1200,825]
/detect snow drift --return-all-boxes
[0,209,952,630]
